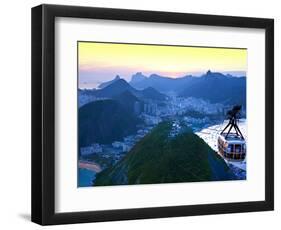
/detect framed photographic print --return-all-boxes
[31,4,274,225]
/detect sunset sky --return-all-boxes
[78,42,247,89]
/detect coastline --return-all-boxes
[78,160,102,173]
[195,119,247,179]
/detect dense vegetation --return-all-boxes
[94,122,235,186]
[79,100,141,148]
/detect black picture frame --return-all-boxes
[31,4,274,225]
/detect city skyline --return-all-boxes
[78,42,247,89]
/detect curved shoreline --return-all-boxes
[78,160,102,173]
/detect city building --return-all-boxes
[112,141,123,148]
[80,143,102,156]
[134,101,142,115]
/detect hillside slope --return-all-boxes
[180,71,246,106]
[94,78,167,101]
[112,90,142,114]
[130,73,194,92]
[94,122,236,186]
[79,100,141,148]
[98,75,120,89]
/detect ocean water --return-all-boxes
[195,119,247,179]
[78,168,96,187]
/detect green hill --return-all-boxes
[79,100,141,148]
[94,122,236,186]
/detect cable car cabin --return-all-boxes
[218,134,246,161]
[218,105,246,162]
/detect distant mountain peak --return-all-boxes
[130,72,196,92]
[204,70,226,79]
[206,70,212,75]
[108,78,131,88]
[98,75,122,89]
[130,72,147,83]
[149,74,162,79]
[94,78,136,99]
[226,74,235,78]
[180,71,246,106]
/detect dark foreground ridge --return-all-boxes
[79,99,141,147]
[94,122,237,186]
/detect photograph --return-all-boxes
[77,41,247,187]
[29,3,274,226]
